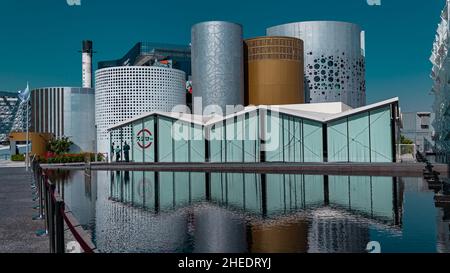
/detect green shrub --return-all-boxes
[40,152,106,164]
[47,137,73,155]
[11,154,25,161]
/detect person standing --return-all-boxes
[123,142,130,162]
[110,142,115,162]
[115,145,121,162]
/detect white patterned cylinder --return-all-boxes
[95,66,186,153]
[191,21,245,114]
[267,21,366,108]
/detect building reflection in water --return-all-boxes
[53,170,97,231]
[53,171,406,253]
[435,178,450,253]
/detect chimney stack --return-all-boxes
[82,40,93,88]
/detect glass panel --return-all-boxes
[159,172,174,212]
[283,117,303,162]
[244,174,261,213]
[284,174,301,209]
[327,119,348,162]
[143,117,155,163]
[226,173,245,209]
[210,173,226,203]
[303,120,323,162]
[174,172,190,207]
[210,123,225,162]
[132,171,144,207]
[370,107,393,162]
[266,174,286,215]
[132,120,144,162]
[143,172,155,211]
[348,112,370,162]
[283,174,299,210]
[226,117,244,162]
[244,112,259,162]
[190,173,205,202]
[329,175,350,208]
[349,176,372,215]
[190,125,205,162]
[304,175,324,205]
[371,177,394,220]
[157,117,173,162]
[265,111,283,162]
[173,122,189,162]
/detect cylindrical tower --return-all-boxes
[267,21,366,108]
[82,40,93,88]
[244,36,304,105]
[95,66,186,153]
[191,21,244,114]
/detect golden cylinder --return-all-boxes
[250,219,309,253]
[245,36,304,105]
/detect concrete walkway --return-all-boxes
[0,160,26,168]
[0,167,48,253]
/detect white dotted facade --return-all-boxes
[267,21,366,108]
[95,66,186,153]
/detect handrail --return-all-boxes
[32,160,96,253]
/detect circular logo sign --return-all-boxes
[137,129,153,149]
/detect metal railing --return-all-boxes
[32,160,96,253]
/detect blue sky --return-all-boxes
[0,0,444,111]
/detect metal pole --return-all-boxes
[38,168,44,219]
[26,100,29,172]
[43,175,49,235]
[48,182,55,253]
[55,200,65,253]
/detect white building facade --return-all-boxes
[95,66,186,154]
[267,21,366,108]
[431,0,450,163]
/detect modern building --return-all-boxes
[244,36,304,105]
[431,0,450,163]
[31,87,96,152]
[267,21,366,108]
[401,112,435,154]
[108,97,400,164]
[191,21,245,113]
[0,91,30,143]
[95,66,186,154]
[98,42,191,79]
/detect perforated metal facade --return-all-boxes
[95,66,186,154]
[267,21,366,108]
[191,21,245,113]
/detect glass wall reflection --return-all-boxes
[51,171,404,253]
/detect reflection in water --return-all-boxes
[54,170,97,232]
[53,170,445,253]
[435,178,450,253]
